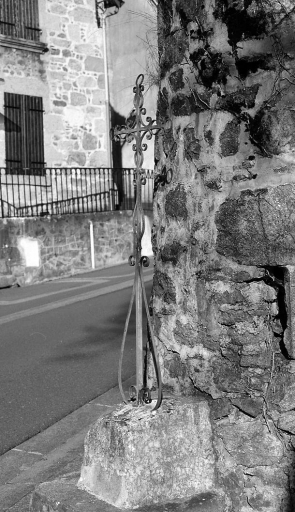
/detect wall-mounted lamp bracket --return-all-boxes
[96,0,124,20]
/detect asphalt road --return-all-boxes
[0,263,153,455]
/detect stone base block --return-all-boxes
[78,397,216,509]
[30,479,225,512]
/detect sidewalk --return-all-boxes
[0,377,134,512]
[0,378,225,512]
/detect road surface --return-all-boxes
[0,263,153,455]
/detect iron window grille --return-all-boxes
[0,0,41,41]
[4,93,45,173]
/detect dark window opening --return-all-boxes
[4,92,45,173]
[0,0,41,41]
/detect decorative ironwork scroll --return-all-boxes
[112,74,163,410]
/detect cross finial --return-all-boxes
[112,74,162,184]
[113,75,163,410]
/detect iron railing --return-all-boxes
[0,167,154,218]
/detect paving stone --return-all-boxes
[30,479,226,512]
[0,450,43,485]
[0,482,34,510]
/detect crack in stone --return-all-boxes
[257,194,270,264]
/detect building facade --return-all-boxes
[0,0,108,171]
[0,0,157,217]
[0,0,155,285]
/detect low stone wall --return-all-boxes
[0,211,152,286]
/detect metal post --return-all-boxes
[96,1,122,169]
[89,220,95,269]
[102,15,112,168]
[0,170,3,219]
[135,168,143,393]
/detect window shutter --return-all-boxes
[4,93,23,170]
[0,0,40,41]
[4,93,45,173]
[26,95,45,170]
[0,0,16,37]
[20,0,40,41]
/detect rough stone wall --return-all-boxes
[152,1,295,510]
[0,0,107,168]
[0,211,134,285]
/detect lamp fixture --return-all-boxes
[103,0,124,8]
[96,0,124,19]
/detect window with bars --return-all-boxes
[4,93,45,172]
[0,0,41,41]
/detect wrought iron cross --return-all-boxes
[112,74,163,409]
